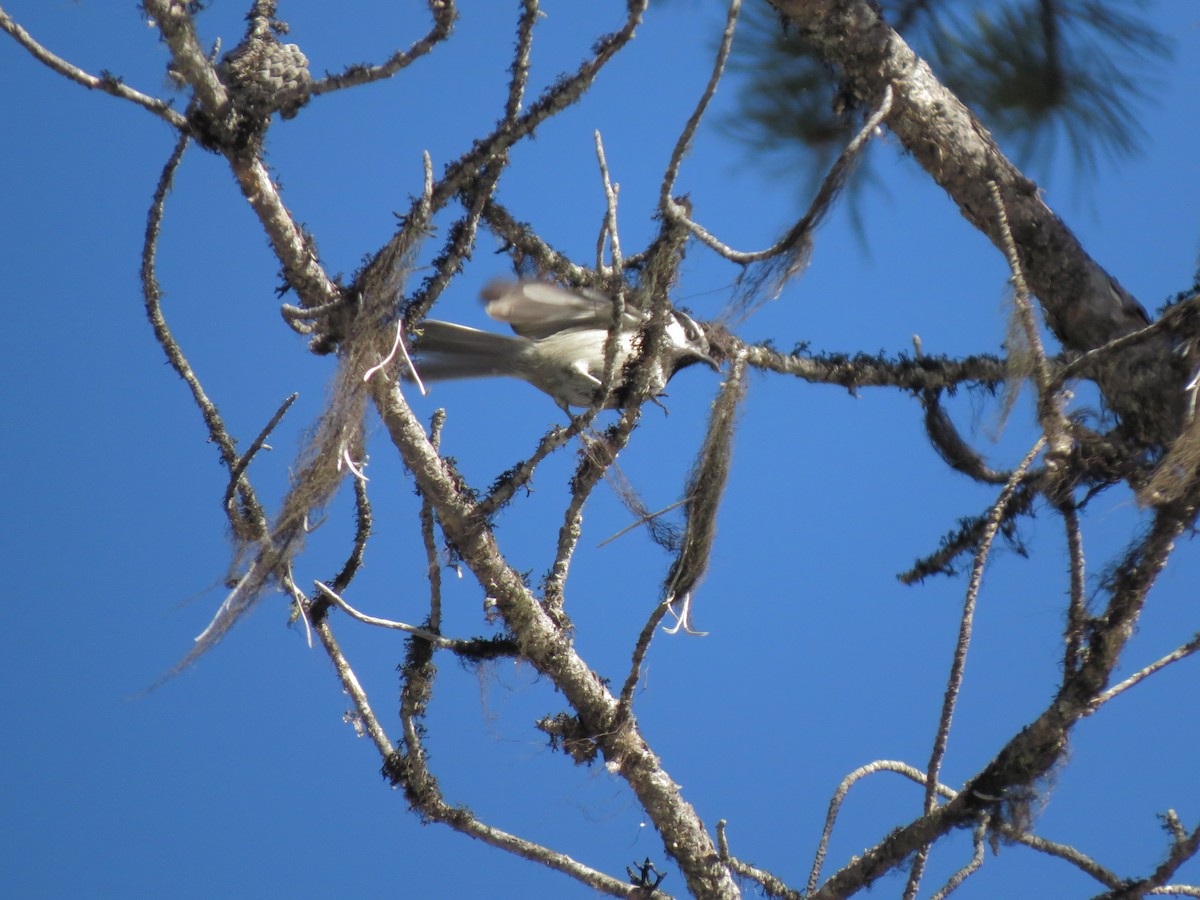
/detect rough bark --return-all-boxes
[766,0,1187,446]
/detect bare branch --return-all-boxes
[312,471,374,612]
[221,393,298,533]
[664,83,890,290]
[506,0,539,123]
[1091,814,1200,899]
[717,820,800,900]
[421,0,649,218]
[617,598,673,713]
[594,130,622,274]
[928,818,988,900]
[906,438,1047,898]
[1060,499,1088,676]
[659,0,742,204]
[391,678,640,895]
[766,0,1184,445]
[482,197,593,282]
[479,420,579,519]
[808,760,958,895]
[311,1,456,94]
[1087,633,1200,713]
[313,581,458,649]
[1013,831,1123,890]
[0,5,188,129]
[313,618,395,757]
[990,181,1072,467]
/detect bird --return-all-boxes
[409,279,719,408]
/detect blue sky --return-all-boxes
[3,1,1199,897]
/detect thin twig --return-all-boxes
[717,820,800,900]
[598,498,690,548]
[907,437,1046,899]
[506,0,539,123]
[1012,831,1123,889]
[928,819,988,900]
[478,420,579,519]
[142,132,273,547]
[1054,295,1200,386]
[331,475,372,593]
[595,130,623,274]
[221,393,299,526]
[591,133,629,410]
[1062,501,1087,675]
[313,619,395,756]
[313,581,458,649]
[617,599,674,713]
[545,431,621,610]
[1087,632,1200,713]
[482,197,593,284]
[1091,816,1200,899]
[0,6,188,129]
[808,760,958,895]
[665,85,891,271]
[659,0,742,206]
[990,181,1072,465]
[403,0,649,241]
[388,582,636,896]
[311,0,456,94]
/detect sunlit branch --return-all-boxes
[659,0,742,204]
[990,181,1072,467]
[1061,501,1087,675]
[617,598,673,714]
[664,84,890,287]
[907,438,1045,897]
[594,130,623,275]
[221,393,298,534]
[1087,632,1200,713]
[313,581,458,649]
[0,5,188,128]
[142,0,229,113]
[311,0,456,94]
[927,819,987,900]
[808,760,957,895]
[717,819,799,900]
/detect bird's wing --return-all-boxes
[482,279,643,339]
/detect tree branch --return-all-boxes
[765,0,1186,445]
[0,5,188,128]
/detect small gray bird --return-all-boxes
[411,280,719,408]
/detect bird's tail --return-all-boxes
[410,320,530,381]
